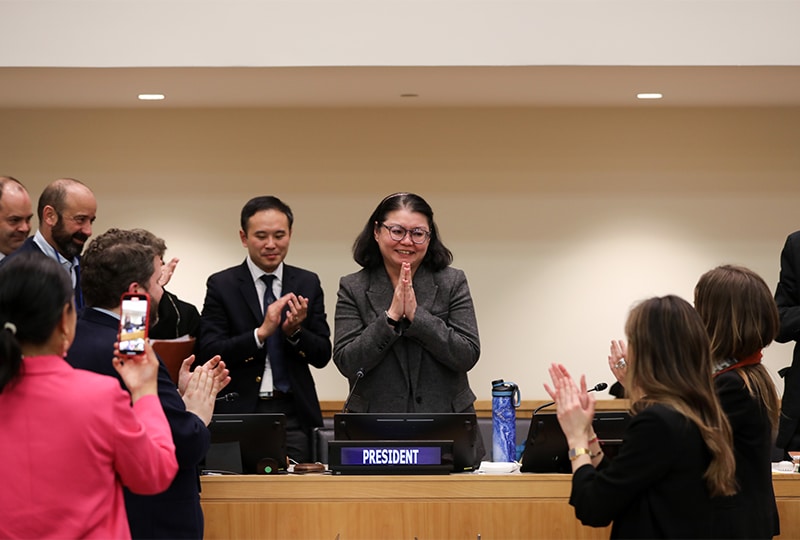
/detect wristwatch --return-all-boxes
[568,447,591,461]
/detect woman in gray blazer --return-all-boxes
[333,193,481,422]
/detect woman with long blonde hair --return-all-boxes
[546,295,736,539]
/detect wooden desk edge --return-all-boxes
[319,399,630,418]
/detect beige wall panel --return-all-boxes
[1,106,798,400]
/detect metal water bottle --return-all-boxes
[492,379,521,462]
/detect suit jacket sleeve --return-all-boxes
[775,233,800,448]
[285,271,332,369]
[196,272,263,367]
[776,232,800,343]
[402,268,480,373]
[333,273,398,377]
[115,393,178,495]
[569,406,714,539]
[155,360,211,466]
[570,409,674,527]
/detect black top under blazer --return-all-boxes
[712,370,779,539]
[570,403,715,539]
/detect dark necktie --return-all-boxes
[73,263,84,310]
[260,274,289,392]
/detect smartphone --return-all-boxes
[119,292,150,355]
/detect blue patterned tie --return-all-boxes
[260,274,289,392]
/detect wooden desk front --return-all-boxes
[201,473,800,539]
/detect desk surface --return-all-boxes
[201,472,800,540]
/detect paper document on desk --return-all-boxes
[476,461,521,474]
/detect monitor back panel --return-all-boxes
[519,411,630,473]
[205,413,287,474]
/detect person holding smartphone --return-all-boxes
[119,293,150,354]
[0,253,178,538]
[66,228,229,540]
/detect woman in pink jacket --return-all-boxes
[0,253,178,539]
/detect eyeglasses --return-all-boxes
[380,223,431,244]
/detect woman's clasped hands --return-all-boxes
[387,262,417,323]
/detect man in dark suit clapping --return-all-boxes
[197,196,332,463]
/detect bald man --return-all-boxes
[0,176,33,261]
[3,178,97,309]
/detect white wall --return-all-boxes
[1,106,798,401]
[1,1,799,67]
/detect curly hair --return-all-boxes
[80,228,157,309]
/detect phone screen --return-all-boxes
[119,293,149,355]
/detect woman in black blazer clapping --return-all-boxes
[546,295,737,539]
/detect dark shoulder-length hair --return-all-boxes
[0,252,74,393]
[694,265,779,362]
[352,192,453,271]
[694,264,781,431]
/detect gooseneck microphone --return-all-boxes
[532,382,608,416]
[342,368,365,413]
[216,392,239,402]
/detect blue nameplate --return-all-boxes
[328,440,455,475]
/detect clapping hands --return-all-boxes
[608,340,628,386]
[178,355,231,426]
[543,363,596,446]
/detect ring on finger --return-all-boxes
[614,358,627,369]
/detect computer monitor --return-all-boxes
[204,413,288,474]
[519,411,630,473]
[333,412,483,472]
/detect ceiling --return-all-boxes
[1,65,799,108]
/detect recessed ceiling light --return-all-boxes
[138,93,165,101]
[637,93,663,100]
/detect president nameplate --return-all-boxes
[328,440,454,475]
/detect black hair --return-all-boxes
[352,192,453,271]
[240,196,294,233]
[0,252,74,393]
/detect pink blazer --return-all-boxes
[0,355,177,539]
